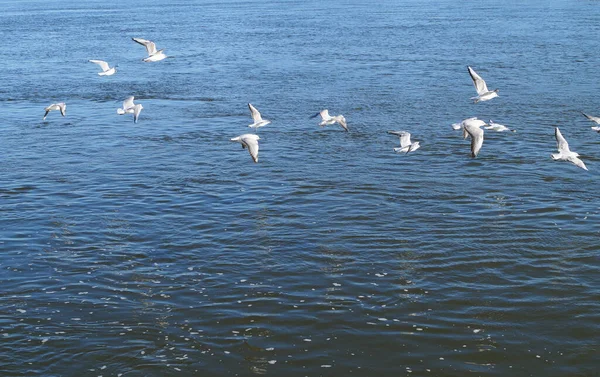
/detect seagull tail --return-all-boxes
[117,109,126,115]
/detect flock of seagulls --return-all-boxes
[41,46,596,170]
[43,38,166,124]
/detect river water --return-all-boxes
[1,0,599,376]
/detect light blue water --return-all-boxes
[1,1,599,376]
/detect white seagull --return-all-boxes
[486,120,515,132]
[231,134,260,163]
[89,60,117,76]
[247,103,271,129]
[43,102,66,120]
[581,112,600,132]
[463,118,486,157]
[551,127,588,170]
[117,96,143,123]
[132,38,167,62]
[388,131,420,153]
[311,109,348,131]
[468,66,499,103]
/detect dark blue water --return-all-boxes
[1,0,599,376]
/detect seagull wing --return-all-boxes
[123,96,135,110]
[89,59,110,72]
[58,103,66,116]
[242,135,260,163]
[464,124,484,157]
[399,132,412,148]
[248,103,263,122]
[133,104,142,123]
[555,127,570,153]
[570,156,588,171]
[337,115,348,131]
[320,109,330,120]
[132,38,157,56]
[582,112,600,124]
[468,66,489,95]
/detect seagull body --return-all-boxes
[43,102,66,120]
[231,134,260,163]
[247,103,270,129]
[582,112,600,132]
[89,60,116,76]
[117,96,143,123]
[486,120,515,132]
[388,131,420,153]
[451,116,478,130]
[463,118,486,157]
[132,38,167,62]
[468,66,498,103]
[311,109,347,131]
[551,127,588,170]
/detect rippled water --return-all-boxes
[1,0,599,376]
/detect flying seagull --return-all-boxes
[117,96,143,123]
[311,109,347,131]
[89,60,116,76]
[231,134,260,163]
[132,38,167,62]
[551,127,588,170]
[247,103,271,129]
[388,131,420,153]
[463,117,486,157]
[43,102,66,120]
[468,66,499,103]
[581,112,600,132]
[485,120,515,132]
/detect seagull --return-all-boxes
[231,134,260,163]
[132,38,167,62]
[581,112,600,132]
[117,96,143,123]
[388,131,420,153]
[451,117,479,130]
[468,66,499,103]
[463,118,486,157]
[486,120,515,132]
[43,102,66,120]
[311,109,348,131]
[247,103,271,129]
[89,60,116,76]
[551,127,588,170]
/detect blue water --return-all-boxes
[1,0,599,376]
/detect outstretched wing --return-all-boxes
[248,103,263,123]
[468,66,489,95]
[89,59,110,72]
[133,104,143,123]
[388,131,410,147]
[132,38,157,56]
[243,136,260,163]
[555,127,570,153]
[582,112,600,124]
[464,124,484,157]
[570,156,588,171]
[123,96,135,110]
[337,115,348,131]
